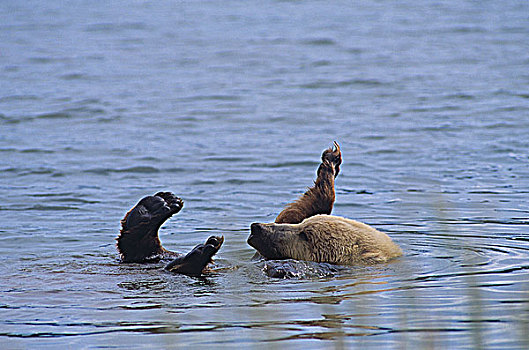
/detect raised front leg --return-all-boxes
[117,192,184,262]
[275,142,342,224]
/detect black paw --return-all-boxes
[165,235,224,276]
[121,192,183,232]
[153,192,184,216]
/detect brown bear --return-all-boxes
[117,192,223,276]
[250,142,342,263]
[248,142,402,266]
[248,215,402,265]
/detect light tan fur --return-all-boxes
[248,215,402,265]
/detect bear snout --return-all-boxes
[250,222,262,234]
[248,223,262,245]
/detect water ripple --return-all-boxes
[85,166,161,175]
[298,78,386,89]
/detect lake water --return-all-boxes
[2,1,529,348]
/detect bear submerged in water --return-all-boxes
[116,142,401,278]
[249,215,402,265]
[248,142,402,267]
[117,192,223,276]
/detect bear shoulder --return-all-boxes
[300,214,403,264]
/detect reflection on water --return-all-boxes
[2,0,529,348]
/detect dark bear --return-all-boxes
[117,192,223,276]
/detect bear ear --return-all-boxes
[299,231,309,242]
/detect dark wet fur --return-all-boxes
[117,192,223,276]
[262,260,342,279]
[117,192,183,262]
[163,235,223,276]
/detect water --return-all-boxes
[1,0,529,348]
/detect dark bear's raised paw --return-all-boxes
[153,191,184,216]
[165,235,224,276]
[117,192,224,276]
[117,192,185,263]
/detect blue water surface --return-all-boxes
[1,1,529,349]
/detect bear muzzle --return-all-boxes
[248,223,263,247]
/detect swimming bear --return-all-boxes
[248,214,402,265]
[117,191,223,276]
[248,142,402,266]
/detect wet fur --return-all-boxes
[117,192,182,263]
[116,192,223,275]
[249,142,402,268]
[249,215,402,265]
[275,142,342,224]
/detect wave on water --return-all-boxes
[85,166,161,175]
[298,78,387,90]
